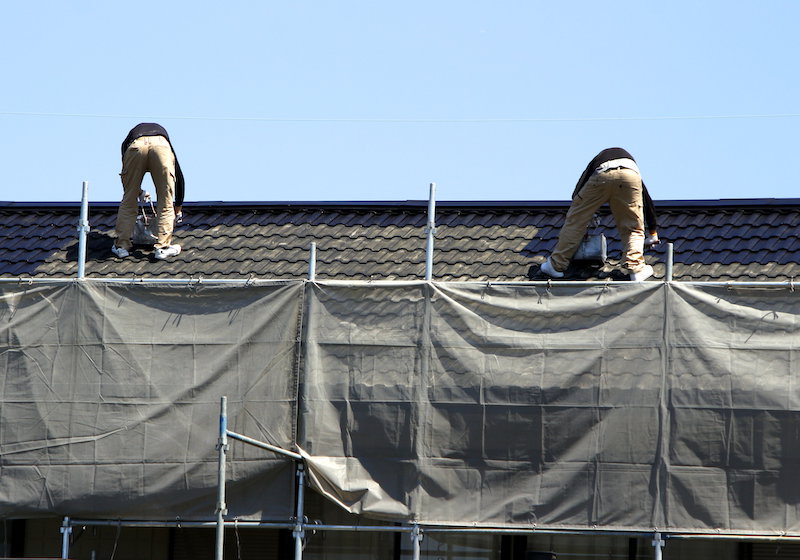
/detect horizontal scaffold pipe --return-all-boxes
[0,278,627,287]
[4,277,800,289]
[65,519,295,530]
[680,281,800,289]
[0,277,294,286]
[226,430,302,460]
[61,519,800,541]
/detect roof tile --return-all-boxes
[2,200,800,282]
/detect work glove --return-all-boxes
[138,190,152,204]
[644,232,660,247]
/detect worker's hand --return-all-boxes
[138,190,152,204]
[174,205,183,224]
[644,232,660,247]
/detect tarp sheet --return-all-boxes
[2,280,800,535]
[301,282,800,535]
[0,282,302,520]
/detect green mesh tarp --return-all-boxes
[2,281,800,535]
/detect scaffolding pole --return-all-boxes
[308,243,317,281]
[294,464,306,560]
[5,276,800,289]
[666,243,674,282]
[58,517,800,539]
[653,532,665,560]
[57,515,800,560]
[76,181,90,279]
[411,524,422,560]
[425,183,436,281]
[215,397,229,560]
[60,516,72,560]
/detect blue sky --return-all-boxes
[2,2,798,203]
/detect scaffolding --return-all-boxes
[7,183,800,559]
[57,394,800,560]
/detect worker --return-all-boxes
[539,147,658,281]
[112,123,185,260]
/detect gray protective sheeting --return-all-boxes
[0,282,302,520]
[2,281,800,535]
[300,282,800,535]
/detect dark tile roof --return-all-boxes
[1,199,799,282]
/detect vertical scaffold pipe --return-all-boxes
[60,517,72,560]
[215,397,229,560]
[77,181,90,279]
[411,524,422,560]
[294,463,306,560]
[424,183,436,281]
[652,532,665,560]
[308,243,317,281]
[666,243,674,282]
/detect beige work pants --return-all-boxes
[115,136,176,250]
[550,168,646,273]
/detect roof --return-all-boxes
[1,198,799,282]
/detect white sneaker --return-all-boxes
[111,245,129,258]
[540,257,565,279]
[630,264,654,282]
[154,244,182,260]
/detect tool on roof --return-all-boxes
[131,190,158,246]
[527,214,608,280]
[571,213,607,267]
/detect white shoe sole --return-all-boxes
[154,246,182,260]
[111,246,129,258]
[540,258,565,279]
[631,265,654,282]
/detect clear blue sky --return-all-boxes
[3,2,798,203]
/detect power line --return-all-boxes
[2,111,800,123]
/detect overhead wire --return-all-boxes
[2,111,800,123]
